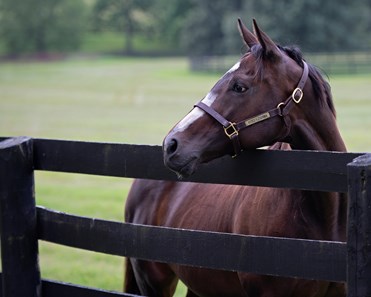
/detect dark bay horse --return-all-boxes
[124,19,347,297]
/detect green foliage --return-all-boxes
[92,0,150,32]
[1,0,370,56]
[180,1,228,55]
[243,0,370,52]
[92,0,193,54]
[149,0,193,51]
[92,0,153,54]
[0,0,87,55]
[180,0,371,55]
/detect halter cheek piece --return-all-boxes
[194,61,309,157]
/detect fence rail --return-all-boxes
[37,206,346,282]
[32,138,362,192]
[1,136,371,297]
[0,275,140,297]
[189,51,371,75]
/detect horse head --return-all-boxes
[163,19,336,177]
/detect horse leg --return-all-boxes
[128,259,178,297]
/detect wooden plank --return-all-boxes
[42,279,142,297]
[32,138,362,192]
[33,138,174,181]
[0,273,142,297]
[0,137,41,297]
[37,207,347,282]
[347,154,371,297]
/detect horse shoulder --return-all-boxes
[125,179,177,225]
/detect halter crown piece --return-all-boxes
[194,61,309,157]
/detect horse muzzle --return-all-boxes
[163,136,200,178]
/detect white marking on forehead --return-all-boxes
[227,61,240,74]
[172,61,240,134]
[201,91,217,106]
[173,91,217,133]
[173,108,203,133]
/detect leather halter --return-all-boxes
[194,61,309,157]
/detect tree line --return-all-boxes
[1,0,370,56]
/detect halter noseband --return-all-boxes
[194,61,309,157]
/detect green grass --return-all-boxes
[330,74,371,151]
[0,57,370,296]
[0,57,213,144]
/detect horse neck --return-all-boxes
[287,90,347,241]
[289,95,346,152]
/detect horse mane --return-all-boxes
[249,44,336,118]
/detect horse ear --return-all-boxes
[252,19,281,60]
[237,18,256,48]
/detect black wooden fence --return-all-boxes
[0,136,371,297]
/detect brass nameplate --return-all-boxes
[244,112,270,127]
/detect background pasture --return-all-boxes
[0,56,370,296]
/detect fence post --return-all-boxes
[0,137,41,297]
[347,153,371,297]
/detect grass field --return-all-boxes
[0,56,371,296]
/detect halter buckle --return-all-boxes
[277,102,285,116]
[292,87,303,104]
[224,122,239,139]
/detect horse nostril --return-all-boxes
[166,138,178,155]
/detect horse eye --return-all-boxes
[232,83,247,93]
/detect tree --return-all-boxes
[148,0,193,52]
[0,0,87,55]
[92,0,194,55]
[92,0,152,54]
[179,0,370,56]
[240,0,369,52]
[181,1,232,56]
